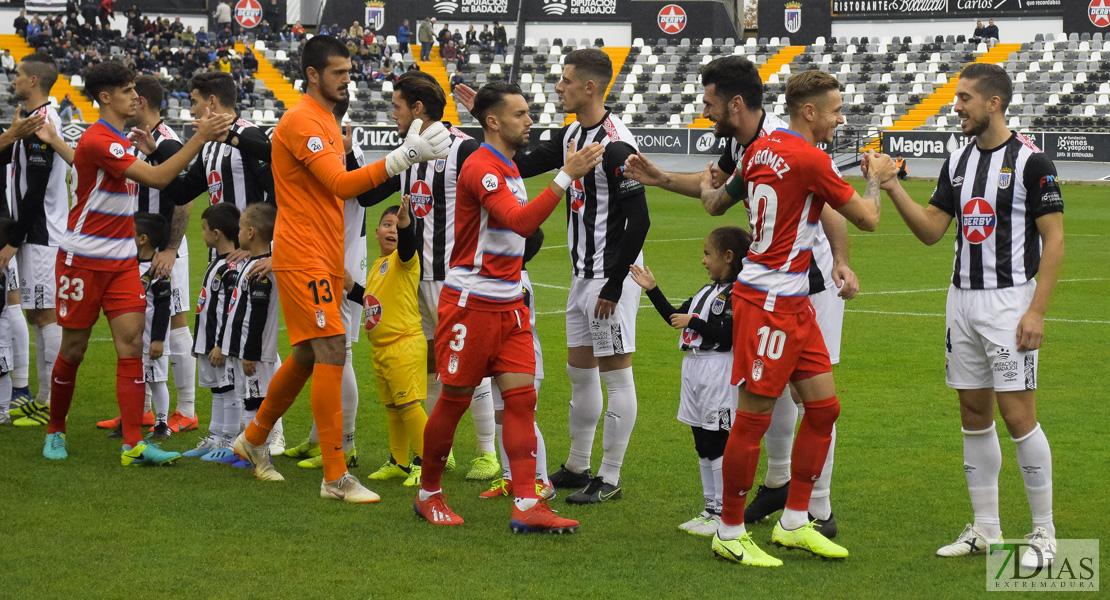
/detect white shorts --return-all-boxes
[418,280,443,340]
[6,256,19,294]
[143,350,169,383]
[565,275,641,356]
[18,243,57,309]
[198,356,236,389]
[170,237,191,316]
[231,357,278,400]
[945,280,1038,392]
[341,296,362,346]
[810,285,845,365]
[679,351,738,431]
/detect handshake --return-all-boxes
[385,118,453,177]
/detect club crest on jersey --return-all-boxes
[998,168,1013,190]
[482,174,498,191]
[207,171,223,204]
[961,198,996,244]
[448,353,459,374]
[307,136,324,153]
[109,142,125,158]
[752,358,764,382]
[197,288,207,312]
[681,315,700,345]
[434,158,446,173]
[409,181,433,218]
[379,259,389,275]
[315,308,327,328]
[363,294,383,331]
[222,145,232,157]
[711,295,726,315]
[58,300,67,318]
[569,179,586,213]
[125,179,138,198]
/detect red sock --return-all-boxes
[310,363,346,482]
[246,356,312,446]
[501,386,538,500]
[47,355,80,435]
[117,357,145,447]
[786,396,840,512]
[720,411,773,526]
[420,388,470,493]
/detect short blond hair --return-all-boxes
[785,70,841,118]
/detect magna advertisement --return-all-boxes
[882,130,1108,162]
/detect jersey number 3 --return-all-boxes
[307,279,333,305]
[58,276,85,302]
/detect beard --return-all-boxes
[322,83,349,105]
[962,111,990,137]
[713,114,737,139]
[332,94,350,120]
[507,129,529,149]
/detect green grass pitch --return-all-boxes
[1,178,1105,599]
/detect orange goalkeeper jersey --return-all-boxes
[270,94,389,275]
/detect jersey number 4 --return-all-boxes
[58,276,85,302]
[307,279,333,305]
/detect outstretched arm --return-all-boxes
[699,162,745,216]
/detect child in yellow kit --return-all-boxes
[345,196,428,487]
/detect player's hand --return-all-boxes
[149,341,164,360]
[564,142,604,181]
[710,164,727,188]
[0,245,17,269]
[247,257,272,277]
[669,313,692,329]
[385,118,451,176]
[2,109,45,143]
[35,115,60,143]
[1016,309,1044,351]
[623,152,665,186]
[343,269,354,293]
[226,248,251,267]
[629,264,656,290]
[151,248,176,278]
[831,262,859,300]
[209,346,226,367]
[453,83,477,111]
[397,194,412,229]
[193,107,236,143]
[343,122,354,155]
[699,161,716,192]
[866,151,899,189]
[128,125,156,155]
[594,298,617,320]
[242,359,256,376]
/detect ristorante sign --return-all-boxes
[830,0,1063,19]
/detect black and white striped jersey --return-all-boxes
[646,280,734,353]
[930,132,1063,289]
[222,254,279,363]
[345,144,368,283]
[138,259,173,351]
[516,111,650,292]
[130,121,184,223]
[168,116,274,210]
[9,103,69,247]
[359,124,479,282]
[193,254,239,356]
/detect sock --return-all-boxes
[1014,423,1054,538]
[222,390,242,440]
[425,372,441,413]
[780,507,810,530]
[385,405,410,467]
[116,357,145,447]
[711,456,724,512]
[144,389,152,413]
[208,388,225,439]
[150,381,170,423]
[398,401,428,461]
[501,385,538,500]
[9,304,29,388]
[168,327,196,417]
[46,355,79,434]
[717,522,747,540]
[246,357,311,446]
[698,456,714,508]
[534,421,548,483]
[809,423,836,520]
[495,422,511,479]
[764,389,797,488]
[720,411,773,526]
[310,363,346,482]
[308,421,319,444]
[598,366,638,485]
[514,497,538,510]
[566,364,603,473]
[341,348,358,452]
[32,325,44,401]
[963,422,1003,540]
[38,322,60,404]
[420,388,471,493]
[470,378,496,455]
[0,372,11,415]
[785,396,839,513]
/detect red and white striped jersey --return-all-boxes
[61,121,140,272]
[736,128,855,313]
[443,144,532,311]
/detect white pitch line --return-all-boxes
[543,237,703,250]
[858,277,1107,296]
[846,308,1110,325]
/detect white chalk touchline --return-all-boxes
[858,277,1107,296]
[543,237,703,250]
[846,308,1110,325]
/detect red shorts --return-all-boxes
[434,301,535,388]
[731,295,832,397]
[55,256,145,329]
[274,270,346,346]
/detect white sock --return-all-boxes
[1014,423,1054,538]
[513,497,538,510]
[964,423,1003,539]
[534,421,548,483]
[471,377,496,455]
[308,420,319,444]
[566,364,603,473]
[426,371,441,414]
[717,522,746,540]
[598,366,637,486]
[149,381,170,423]
[342,348,358,452]
[711,456,724,512]
[32,325,47,403]
[37,322,60,404]
[221,391,242,440]
[494,422,510,479]
[169,327,196,417]
[764,390,797,488]
[780,508,809,530]
[698,456,714,507]
[144,388,152,413]
[8,304,29,388]
[809,423,836,520]
[418,488,440,501]
[0,372,12,414]
[208,389,224,438]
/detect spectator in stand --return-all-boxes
[418,17,435,62]
[125,4,141,32]
[349,20,363,39]
[218,25,234,46]
[170,17,184,36]
[465,25,477,48]
[442,39,458,64]
[493,20,506,55]
[215,0,232,35]
[969,20,987,44]
[182,26,197,46]
[452,28,462,45]
[895,154,908,180]
[393,60,405,80]
[437,22,451,54]
[479,24,493,47]
[368,37,382,64]
[14,10,28,38]
[81,0,98,27]
[983,19,999,41]
[398,19,411,57]
[449,69,466,93]
[362,27,376,46]
[99,0,115,28]
[362,57,375,80]
[375,58,390,80]
[243,48,258,72]
[407,62,420,73]
[1,50,14,75]
[265,0,282,33]
[291,21,305,41]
